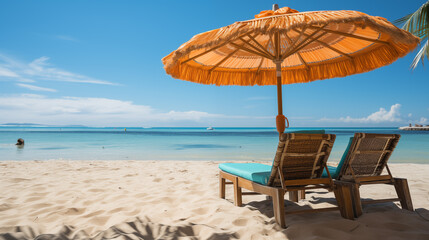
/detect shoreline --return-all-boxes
[1,160,429,239]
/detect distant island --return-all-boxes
[399,124,429,131]
[0,123,88,127]
[1,123,44,126]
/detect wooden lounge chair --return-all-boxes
[219,132,355,228]
[322,133,413,217]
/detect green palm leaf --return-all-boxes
[395,1,429,69]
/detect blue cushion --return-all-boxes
[289,129,325,134]
[219,163,272,185]
[322,137,354,179]
[219,131,326,185]
[324,166,339,178]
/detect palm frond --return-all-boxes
[401,1,428,36]
[410,26,428,38]
[394,13,413,25]
[411,40,428,69]
[396,1,429,69]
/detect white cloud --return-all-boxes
[165,110,221,121]
[0,94,283,127]
[0,66,20,78]
[408,113,412,117]
[419,117,428,124]
[0,54,115,85]
[0,94,223,126]
[16,83,57,92]
[320,104,402,123]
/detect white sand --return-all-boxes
[0,161,429,239]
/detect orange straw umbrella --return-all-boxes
[162,4,419,136]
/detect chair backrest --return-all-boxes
[267,133,336,187]
[338,133,400,180]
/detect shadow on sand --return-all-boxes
[0,217,238,240]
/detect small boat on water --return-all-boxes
[207,127,214,130]
[399,124,429,131]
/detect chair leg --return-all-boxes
[288,191,299,202]
[288,190,305,202]
[394,178,414,211]
[219,174,226,199]
[334,182,355,220]
[233,177,242,206]
[272,189,286,228]
[300,190,306,200]
[350,183,362,217]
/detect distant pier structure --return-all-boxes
[399,123,429,131]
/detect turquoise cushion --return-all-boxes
[322,137,354,179]
[289,129,325,134]
[219,163,272,185]
[219,131,326,185]
[324,166,339,178]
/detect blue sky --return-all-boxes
[0,0,427,127]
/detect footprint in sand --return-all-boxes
[10,178,31,183]
[153,178,162,182]
[88,188,105,193]
[192,207,209,215]
[232,218,248,226]
[124,173,138,177]
[158,197,174,203]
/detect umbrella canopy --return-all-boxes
[162,5,419,134]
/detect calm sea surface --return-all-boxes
[0,127,428,163]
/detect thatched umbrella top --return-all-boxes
[162,7,420,86]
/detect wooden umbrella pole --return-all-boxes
[273,4,286,138]
[275,61,286,137]
[276,62,283,116]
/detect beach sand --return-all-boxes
[0,160,428,239]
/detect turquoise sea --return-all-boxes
[0,127,428,163]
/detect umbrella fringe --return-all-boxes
[165,42,416,86]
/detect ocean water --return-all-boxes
[0,127,428,163]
